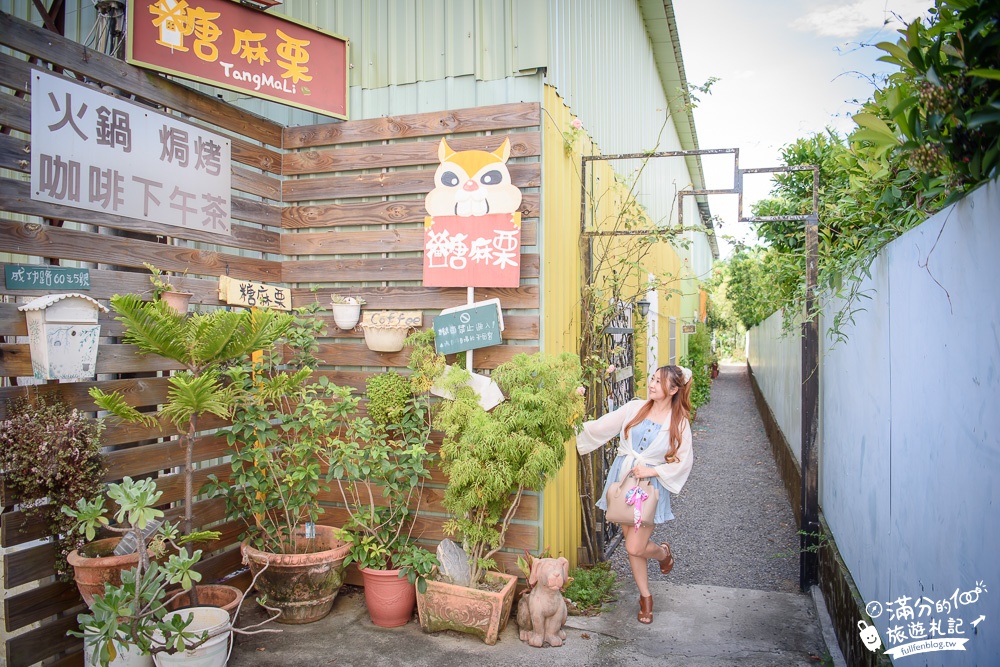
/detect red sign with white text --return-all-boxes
[128,0,348,119]
[423,213,522,288]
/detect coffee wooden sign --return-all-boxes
[361,311,423,327]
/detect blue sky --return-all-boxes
[673,0,932,254]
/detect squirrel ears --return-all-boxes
[437,137,512,163]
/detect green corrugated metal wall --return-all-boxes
[0,0,547,126]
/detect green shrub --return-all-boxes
[365,370,411,426]
[681,322,713,412]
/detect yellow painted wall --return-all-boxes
[539,85,687,568]
[540,85,586,566]
[649,241,684,371]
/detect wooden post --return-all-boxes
[800,208,820,591]
[466,286,474,372]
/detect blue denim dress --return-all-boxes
[595,418,674,524]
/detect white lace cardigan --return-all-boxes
[576,399,694,494]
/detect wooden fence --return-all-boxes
[0,10,541,665]
[279,100,543,588]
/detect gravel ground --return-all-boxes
[609,363,801,593]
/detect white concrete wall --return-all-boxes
[750,179,1000,665]
[747,309,802,464]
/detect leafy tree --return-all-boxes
[860,0,1000,205]
[90,295,293,542]
[728,1,999,342]
[722,248,784,330]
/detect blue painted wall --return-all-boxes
[753,179,1000,664]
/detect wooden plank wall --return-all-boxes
[0,13,282,667]
[281,104,544,578]
[0,10,544,665]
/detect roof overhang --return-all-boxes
[638,0,719,259]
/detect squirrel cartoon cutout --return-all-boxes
[425,138,522,220]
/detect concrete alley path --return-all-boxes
[610,362,802,591]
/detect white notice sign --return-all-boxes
[30,69,232,236]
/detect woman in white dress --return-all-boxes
[576,365,694,624]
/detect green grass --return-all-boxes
[563,562,617,615]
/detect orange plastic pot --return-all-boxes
[359,567,416,628]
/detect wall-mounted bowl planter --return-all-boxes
[331,302,362,330]
[361,324,410,352]
[159,291,193,315]
[360,311,423,353]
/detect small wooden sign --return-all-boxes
[433,301,503,355]
[682,324,697,334]
[218,275,290,310]
[5,265,91,290]
[361,311,423,328]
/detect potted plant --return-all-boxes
[0,395,105,583]
[408,332,585,645]
[63,477,226,667]
[329,294,365,330]
[329,370,438,627]
[88,292,293,611]
[361,311,416,353]
[143,263,193,315]
[205,306,356,624]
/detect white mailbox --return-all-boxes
[18,293,107,381]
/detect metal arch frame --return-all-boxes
[579,148,820,591]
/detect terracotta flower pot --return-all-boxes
[359,567,416,628]
[164,584,243,623]
[67,537,143,608]
[415,570,518,645]
[241,525,350,624]
[159,291,193,315]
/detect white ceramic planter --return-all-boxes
[83,632,153,667]
[153,607,231,667]
[331,303,362,330]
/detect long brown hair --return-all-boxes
[623,365,692,460]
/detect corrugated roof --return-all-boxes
[638,0,718,258]
[17,293,108,312]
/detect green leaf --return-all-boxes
[850,128,901,147]
[967,68,1000,81]
[941,43,963,60]
[89,388,159,428]
[875,40,910,63]
[967,110,1000,129]
[852,113,898,142]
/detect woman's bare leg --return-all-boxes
[622,524,668,596]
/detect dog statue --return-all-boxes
[516,556,569,647]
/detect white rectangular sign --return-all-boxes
[30,69,232,235]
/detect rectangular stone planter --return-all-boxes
[415,570,518,645]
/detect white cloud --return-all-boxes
[791,0,931,39]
